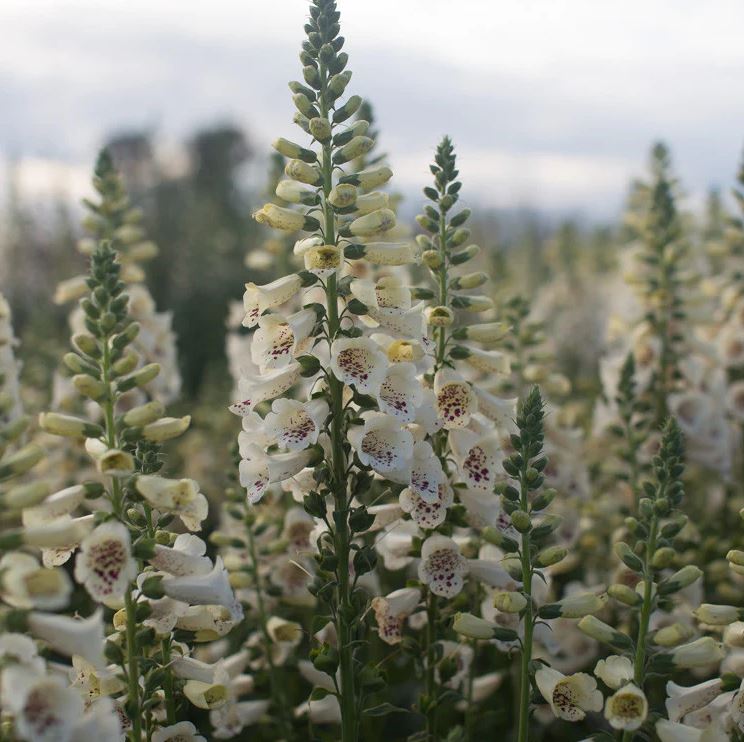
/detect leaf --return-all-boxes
[363,703,409,717]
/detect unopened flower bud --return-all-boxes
[452,612,496,640]
[142,416,191,442]
[285,159,322,185]
[493,591,527,614]
[425,306,454,327]
[329,184,357,208]
[38,412,102,439]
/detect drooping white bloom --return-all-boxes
[656,718,729,742]
[417,535,469,598]
[376,362,422,422]
[251,309,316,372]
[462,346,511,375]
[371,587,421,645]
[242,275,303,328]
[264,398,328,451]
[162,557,242,620]
[406,439,444,503]
[671,637,725,669]
[449,427,502,491]
[665,678,725,723]
[330,336,389,395]
[472,388,517,429]
[604,683,648,731]
[594,655,634,690]
[434,368,477,429]
[348,412,414,475]
[74,521,138,604]
[70,696,123,741]
[28,609,105,668]
[149,533,213,576]
[0,552,72,610]
[239,444,314,504]
[135,476,209,531]
[400,482,453,529]
[229,363,302,416]
[458,488,516,535]
[210,700,270,739]
[375,520,418,570]
[11,675,84,742]
[535,666,603,722]
[350,277,426,339]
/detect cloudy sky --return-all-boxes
[2,0,743,218]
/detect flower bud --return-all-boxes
[534,545,567,568]
[38,412,102,439]
[452,612,496,640]
[669,637,724,669]
[510,510,531,533]
[332,95,362,124]
[254,203,318,232]
[724,621,744,648]
[540,592,607,619]
[493,591,527,614]
[123,400,166,427]
[614,541,643,573]
[450,272,488,290]
[354,191,388,215]
[339,166,393,190]
[329,184,357,208]
[116,363,161,392]
[693,604,743,626]
[608,583,642,607]
[658,565,702,596]
[727,549,744,567]
[453,322,509,344]
[285,159,322,185]
[72,374,108,401]
[450,244,480,265]
[652,622,694,647]
[577,615,632,649]
[450,295,494,313]
[72,333,100,358]
[142,416,191,442]
[272,137,316,162]
[333,136,374,165]
[347,208,396,237]
[425,306,454,327]
[293,93,319,118]
[651,546,676,569]
[327,70,352,97]
[2,481,50,509]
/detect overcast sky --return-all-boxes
[2,0,743,218]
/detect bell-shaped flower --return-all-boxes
[360,241,418,266]
[251,309,316,372]
[594,655,634,690]
[371,587,421,645]
[375,520,418,571]
[162,557,242,621]
[229,363,301,416]
[176,605,239,640]
[264,398,328,451]
[21,484,87,526]
[152,721,207,742]
[376,362,422,422]
[434,369,477,429]
[458,488,517,536]
[655,718,729,742]
[136,476,208,531]
[461,346,511,375]
[184,678,229,710]
[9,674,84,742]
[330,336,388,395]
[535,666,603,722]
[74,521,138,604]
[400,482,453,529]
[0,552,72,610]
[604,683,648,731]
[449,427,502,491]
[239,444,314,504]
[68,655,125,702]
[242,275,303,328]
[210,699,270,740]
[472,388,517,430]
[407,440,444,503]
[418,534,469,598]
[28,608,105,668]
[348,412,414,476]
[665,678,724,723]
[149,533,213,576]
[71,696,122,741]
[350,278,426,339]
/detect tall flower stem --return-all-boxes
[516,472,534,742]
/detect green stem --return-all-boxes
[517,472,534,742]
[424,590,438,740]
[318,61,356,742]
[246,517,294,740]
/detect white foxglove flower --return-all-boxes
[251,309,316,372]
[11,675,84,742]
[400,482,453,529]
[184,679,229,710]
[458,488,516,535]
[264,398,328,451]
[371,587,421,645]
[135,476,209,531]
[594,655,634,689]
[21,484,87,526]
[361,241,418,266]
[350,278,426,338]
[149,534,213,576]
[152,721,207,742]
[84,439,135,476]
[535,666,603,722]
[144,595,189,635]
[242,275,303,328]
[376,362,422,422]
[21,514,94,552]
[28,609,105,668]
[68,655,124,701]
[452,612,498,640]
[330,337,388,395]
[375,520,418,570]
[295,694,341,724]
[229,363,302,416]
[238,411,273,454]
[210,700,270,739]
[71,696,122,741]
[348,412,414,475]
[418,534,469,598]
[449,427,502,491]
[472,388,518,429]
[604,683,648,731]
[74,521,137,604]
[462,346,511,375]
[407,440,444,502]
[670,637,725,669]
[434,369,477,429]
[162,557,242,620]
[665,678,724,723]
[467,557,518,590]
[656,718,728,742]
[0,633,42,668]
[176,605,238,639]
[0,552,72,610]
[239,445,314,504]
[304,244,342,277]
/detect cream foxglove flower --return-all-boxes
[535,666,603,722]
[670,637,725,669]
[152,721,207,742]
[135,476,209,531]
[452,612,497,640]
[251,309,316,372]
[434,369,477,429]
[0,633,42,668]
[184,678,229,710]
[604,683,648,731]
[350,278,426,339]
[371,587,421,645]
[594,655,634,690]
[418,534,469,598]
[74,521,137,604]
[68,655,125,701]
[176,605,238,640]
[665,678,724,723]
[28,609,105,668]
[348,413,414,476]
[84,438,135,476]
[210,699,270,740]
[376,362,422,422]
[162,557,242,620]
[400,482,453,529]
[21,484,87,526]
[360,241,418,266]
[149,533,213,576]
[407,439,444,502]
[71,696,122,741]
[461,346,511,375]
[467,557,518,590]
[304,244,342,277]
[458,488,516,535]
[0,552,72,610]
[239,445,314,504]
[374,520,418,571]
[330,336,388,395]
[655,718,729,742]
[229,363,302,416]
[472,388,517,429]
[21,514,94,552]
[449,427,502,491]
[264,398,328,451]
[242,275,303,328]
[10,675,84,742]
